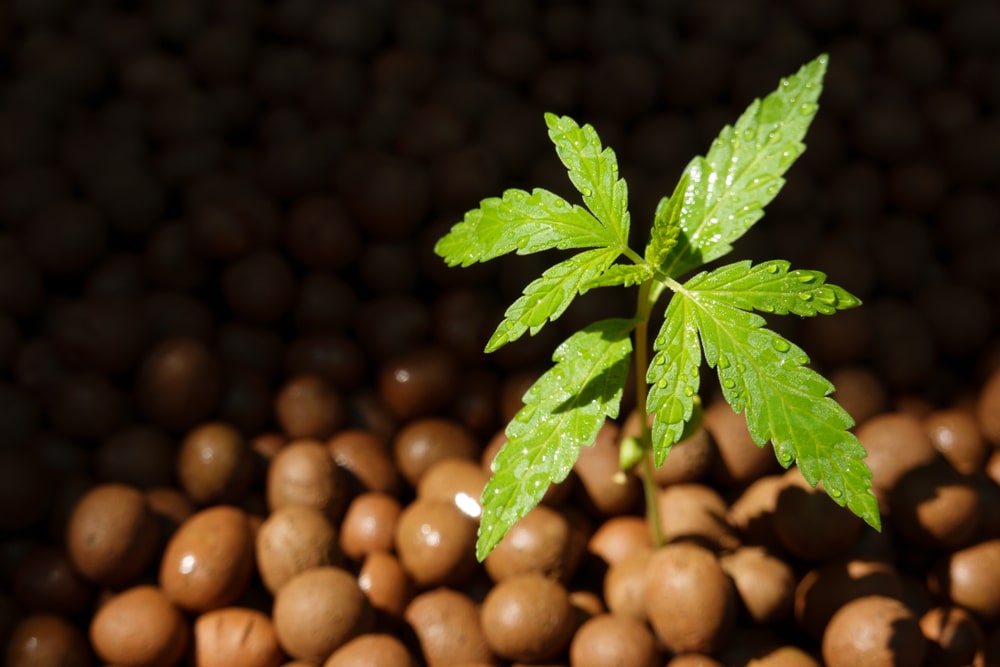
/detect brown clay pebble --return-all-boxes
[89,585,189,667]
[821,595,927,667]
[720,546,796,625]
[484,504,575,583]
[267,440,349,523]
[65,483,160,588]
[703,399,780,488]
[378,346,459,421]
[925,408,990,474]
[274,375,346,440]
[339,492,401,561]
[136,337,222,432]
[644,543,736,655]
[395,497,477,588]
[358,552,414,617]
[772,468,864,561]
[159,505,254,613]
[323,633,417,667]
[178,421,254,505]
[794,559,905,640]
[665,655,724,667]
[920,605,984,667]
[272,567,372,662]
[855,412,941,498]
[12,546,93,616]
[621,409,714,486]
[6,613,92,667]
[931,538,1000,623]
[604,548,653,622]
[404,588,497,667]
[727,474,786,549]
[656,482,739,551]
[889,460,982,550]
[480,573,576,663]
[569,612,658,667]
[417,458,489,520]
[327,429,401,496]
[587,515,653,568]
[94,425,175,489]
[392,417,479,488]
[256,505,342,594]
[977,366,1000,447]
[573,420,641,516]
[193,607,283,667]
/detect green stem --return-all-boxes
[633,278,666,548]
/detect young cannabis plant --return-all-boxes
[434,54,882,561]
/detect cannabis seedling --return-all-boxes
[434,54,882,561]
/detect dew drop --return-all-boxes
[797,292,813,301]
[800,102,817,116]
[829,487,843,498]
[683,386,694,396]
[817,290,838,305]
[795,355,810,365]
[766,184,780,197]
[779,451,793,464]
[689,366,699,377]
[515,236,529,249]
[657,379,667,389]
[742,128,755,142]
[766,130,782,144]
[655,336,665,347]
[717,356,730,369]
[760,304,775,313]
[773,339,791,353]
[655,355,666,366]
[736,363,745,373]
[581,188,592,197]
[797,274,816,283]
[722,378,736,389]
[764,263,779,274]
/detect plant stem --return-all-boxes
[633,278,665,548]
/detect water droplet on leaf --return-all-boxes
[829,487,843,498]
[773,339,791,353]
[657,379,667,389]
[764,263,779,274]
[797,292,813,301]
[718,356,730,369]
[722,379,736,389]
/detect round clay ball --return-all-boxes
[772,468,864,561]
[65,483,160,587]
[656,482,739,551]
[159,505,255,613]
[480,573,576,663]
[644,543,737,655]
[6,613,92,667]
[358,551,414,618]
[889,460,982,551]
[392,418,478,488]
[339,492,401,561]
[484,504,576,583]
[404,588,496,667]
[327,428,402,496]
[89,585,190,667]
[417,458,489,520]
[136,337,222,432]
[573,420,641,517]
[821,595,927,667]
[272,566,372,662]
[794,559,905,640]
[587,515,654,568]
[256,504,342,594]
[274,374,346,440]
[379,346,459,421]
[719,546,796,625]
[703,398,780,488]
[569,613,659,667]
[976,366,1000,446]
[323,633,417,667]
[178,421,254,505]
[267,440,349,523]
[855,412,941,498]
[395,497,477,588]
[193,607,284,667]
[919,605,983,667]
[931,539,1000,622]
[925,408,990,474]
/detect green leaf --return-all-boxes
[545,113,630,248]
[486,247,621,352]
[646,294,703,466]
[684,259,862,316]
[645,188,682,270]
[676,267,880,530]
[478,318,635,560]
[657,54,828,278]
[582,262,652,291]
[433,187,617,267]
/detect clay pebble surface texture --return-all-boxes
[0,1,999,666]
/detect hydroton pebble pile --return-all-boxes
[1,1,1000,666]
